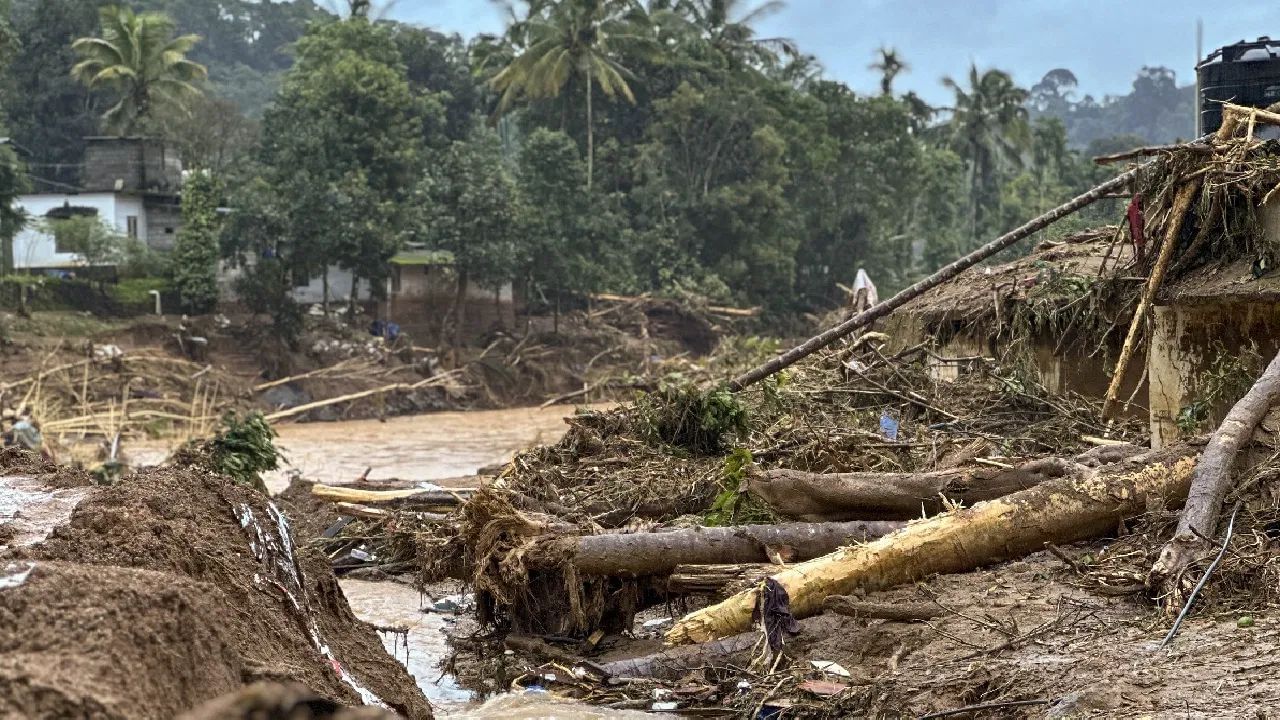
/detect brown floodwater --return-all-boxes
[131,404,604,493]
[259,404,648,718]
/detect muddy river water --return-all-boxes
[264,405,653,718]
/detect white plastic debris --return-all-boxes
[652,702,679,711]
[0,562,34,590]
[809,660,851,678]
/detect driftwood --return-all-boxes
[666,449,1197,645]
[557,520,902,577]
[311,484,472,511]
[751,457,1084,521]
[728,165,1147,391]
[1150,348,1280,599]
[821,596,942,621]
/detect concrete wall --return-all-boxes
[82,137,182,193]
[883,313,1146,406]
[13,193,146,269]
[386,264,516,343]
[1148,302,1280,448]
[143,199,182,251]
[291,266,375,305]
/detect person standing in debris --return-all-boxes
[8,413,52,462]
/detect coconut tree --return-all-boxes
[869,46,907,96]
[673,0,796,69]
[490,0,651,190]
[942,64,1030,239]
[71,5,207,136]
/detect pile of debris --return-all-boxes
[331,103,1280,716]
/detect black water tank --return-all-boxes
[1199,37,1280,133]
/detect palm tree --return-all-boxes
[71,6,207,136]
[490,0,650,190]
[942,64,1030,239]
[673,0,796,69]
[869,46,907,96]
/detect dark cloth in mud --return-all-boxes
[752,577,801,651]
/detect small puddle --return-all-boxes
[0,476,89,548]
[340,579,660,719]
[339,579,473,710]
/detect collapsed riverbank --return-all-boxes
[0,454,432,719]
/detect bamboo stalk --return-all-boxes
[1101,109,1242,419]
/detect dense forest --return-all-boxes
[0,0,1201,336]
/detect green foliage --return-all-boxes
[171,171,221,313]
[44,215,125,269]
[257,15,430,304]
[71,5,208,135]
[704,448,775,527]
[110,277,169,305]
[208,411,282,493]
[418,128,521,293]
[636,380,749,454]
[1179,343,1265,433]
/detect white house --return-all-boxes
[12,192,151,270]
[12,136,185,272]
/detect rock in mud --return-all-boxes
[0,466,432,719]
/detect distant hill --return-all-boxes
[1029,66,1197,150]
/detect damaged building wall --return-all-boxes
[884,313,1146,410]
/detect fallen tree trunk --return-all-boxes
[727,165,1147,391]
[821,596,942,621]
[594,631,760,680]
[666,450,1197,645]
[559,520,903,577]
[1150,348,1280,597]
[667,564,774,596]
[751,457,1084,521]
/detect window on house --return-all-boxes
[126,216,138,239]
[164,227,175,235]
[391,267,402,294]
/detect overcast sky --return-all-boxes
[387,0,1280,104]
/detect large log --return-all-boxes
[1151,348,1280,596]
[558,520,903,577]
[751,457,1083,521]
[727,165,1146,391]
[666,450,1197,645]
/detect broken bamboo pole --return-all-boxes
[1150,347,1280,598]
[1103,110,1242,419]
[666,451,1197,645]
[311,483,473,506]
[727,166,1147,391]
[1101,181,1200,419]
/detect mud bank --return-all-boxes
[0,458,431,719]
